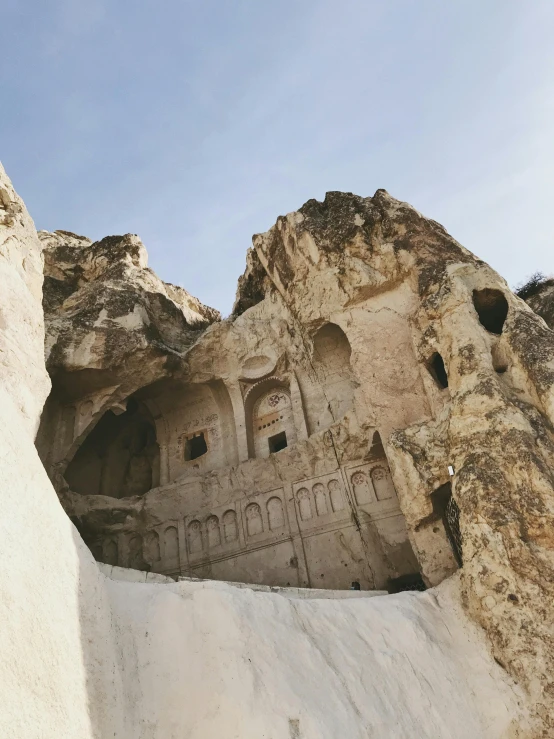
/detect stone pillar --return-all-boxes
[289,371,309,442]
[227,382,249,462]
[177,518,189,576]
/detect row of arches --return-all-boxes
[100,496,289,569]
[297,479,344,520]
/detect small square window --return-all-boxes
[184,432,208,461]
[268,431,287,454]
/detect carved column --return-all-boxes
[227,381,249,463]
[289,371,308,441]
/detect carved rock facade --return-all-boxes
[37,189,554,735]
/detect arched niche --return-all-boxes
[244,378,297,459]
[310,323,357,431]
[65,398,160,498]
[131,377,239,482]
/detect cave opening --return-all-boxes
[65,398,160,498]
[472,288,509,334]
[428,353,449,389]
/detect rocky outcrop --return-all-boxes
[519,275,554,330]
[36,188,554,735]
[40,229,219,376]
[1,162,531,739]
[237,191,554,735]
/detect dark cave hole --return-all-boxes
[184,432,208,461]
[429,352,449,389]
[387,573,426,594]
[65,398,160,498]
[472,288,509,334]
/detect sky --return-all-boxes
[1,0,553,315]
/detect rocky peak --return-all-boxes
[41,229,220,382]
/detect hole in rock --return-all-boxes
[184,432,208,461]
[387,573,426,594]
[428,353,449,389]
[65,399,159,498]
[350,581,361,591]
[472,288,509,334]
[268,430,288,454]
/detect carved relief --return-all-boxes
[245,502,263,536]
[297,487,313,520]
[312,482,328,516]
[188,520,203,554]
[145,531,160,561]
[267,496,285,530]
[293,473,350,529]
[351,471,374,505]
[207,515,221,547]
[164,526,179,561]
[371,465,395,501]
[103,538,118,566]
[128,535,143,568]
[328,479,344,511]
[222,510,238,542]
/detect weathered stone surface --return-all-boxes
[1,162,532,738]
[40,228,219,375]
[521,276,554,330]
[30,184,554,735]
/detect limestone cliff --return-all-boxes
[35,188,554,736]
[1,161,530,739]
[40,228,219,375]
[519,275,554,330]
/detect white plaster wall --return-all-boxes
[106,576,524,739]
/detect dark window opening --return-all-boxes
[387,573,426,594]
[185,432,208,461]
[472,288,509,334]
[268,431,287,454]
[428,353,449,389]
[350,581,361,591]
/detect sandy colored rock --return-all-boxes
[0,162,535,737]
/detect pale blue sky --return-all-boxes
[2,1,553,314]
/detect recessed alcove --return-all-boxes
[65,398,160,498]
[244,377,297,459]
[472,288,508,335]
[307,322,357,433]
[428,352,449,389]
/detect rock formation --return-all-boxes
[2,158,553,735]
[517,274,554,330]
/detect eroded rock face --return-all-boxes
[40,229,219,374]
[38,189,554,735]
[522,277,554,330]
